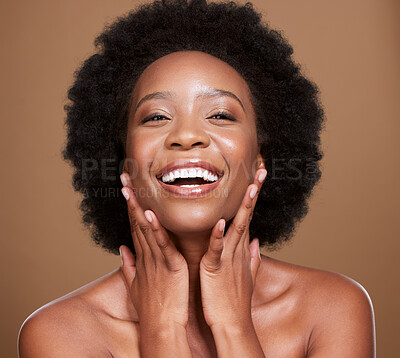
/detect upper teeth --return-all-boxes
[161,168,219,183]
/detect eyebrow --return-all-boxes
[133,88,245,114]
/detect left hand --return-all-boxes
[199,168,267,330]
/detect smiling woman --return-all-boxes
[18,0,375,357]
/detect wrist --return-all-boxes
[209,314,254,332]
[140,322,192,358]
[140,320,187,338]
[210,320,255,338]
[210,321,265,358]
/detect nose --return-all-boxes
[164,116,211,150]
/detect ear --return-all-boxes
[256,153,266,170]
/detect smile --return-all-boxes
[155,159,224,198]
[157,174,223,198]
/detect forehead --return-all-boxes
[132,51,253,106]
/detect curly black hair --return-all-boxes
[62,0,325,255]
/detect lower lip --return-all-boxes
[157,177,223,198]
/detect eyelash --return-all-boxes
[141,111,236,123]
[141,113,167,123]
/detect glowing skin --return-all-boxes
[124,51,262,238]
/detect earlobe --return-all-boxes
[257,153,265,170]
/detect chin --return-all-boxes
[155,207,222,234]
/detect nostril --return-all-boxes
[192,141,205,147]
[169,141,206,148]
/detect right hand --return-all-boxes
[119,173,190,330]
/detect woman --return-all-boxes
[18,0,375,357]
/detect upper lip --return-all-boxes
[155,159,224,179]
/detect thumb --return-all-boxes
[119,245,136,283]
[250,238,261,286]
[202,219,225,271]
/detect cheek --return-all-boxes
[215,131,258,220]
[125,131,158,179]
[217,131,258,184]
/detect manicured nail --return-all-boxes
[258,170,267,183]
[144,210,153,223]
[219,219,225,232]
[120,174,129,187]
[121,188,129,201]
[249,186,257,199]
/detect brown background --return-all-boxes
[1,0,399,356]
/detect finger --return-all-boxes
[121,173,182,265]
[224,184,256,255]
[226,169,267,254]
[201,219,225,270]
[121,185,148,256]
[120,245,136,284]
[249,238,261,286]
[247,168,267,226]
[242,229,250,258]
[143,210,184,269]
[122,185,160,260]
[131,230,143,266]
[240,169,266,255]
[120,172,133,188]
[120,179,143,260]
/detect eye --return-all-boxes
[209,111,236,121]
[141,113,169,124]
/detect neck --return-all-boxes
[168,230,211,328]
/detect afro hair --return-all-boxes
[62,0,325,255]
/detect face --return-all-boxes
[124,51,264,234]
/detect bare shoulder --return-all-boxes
[258,255,376,357]
[301,265,375,357]
[18,271,124,358]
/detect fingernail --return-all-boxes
[144,210,153,223]
[121,188,129,201]
[120,174,129,187]
[258,170,267,183]
[219,219,225,232]
[249,186,257,199]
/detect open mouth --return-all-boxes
[155,167,223,197]
[157,168,220,187]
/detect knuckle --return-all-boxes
[211,243,223,255]
[127,209,137,221]
[248,211,254,222]
[234,223,247,235]
[139,224,151,235]
[157,239,169,250]
[245,201,253,210]
[132,220,140,230]
[201,259,221,273]
[151,226,161,233]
